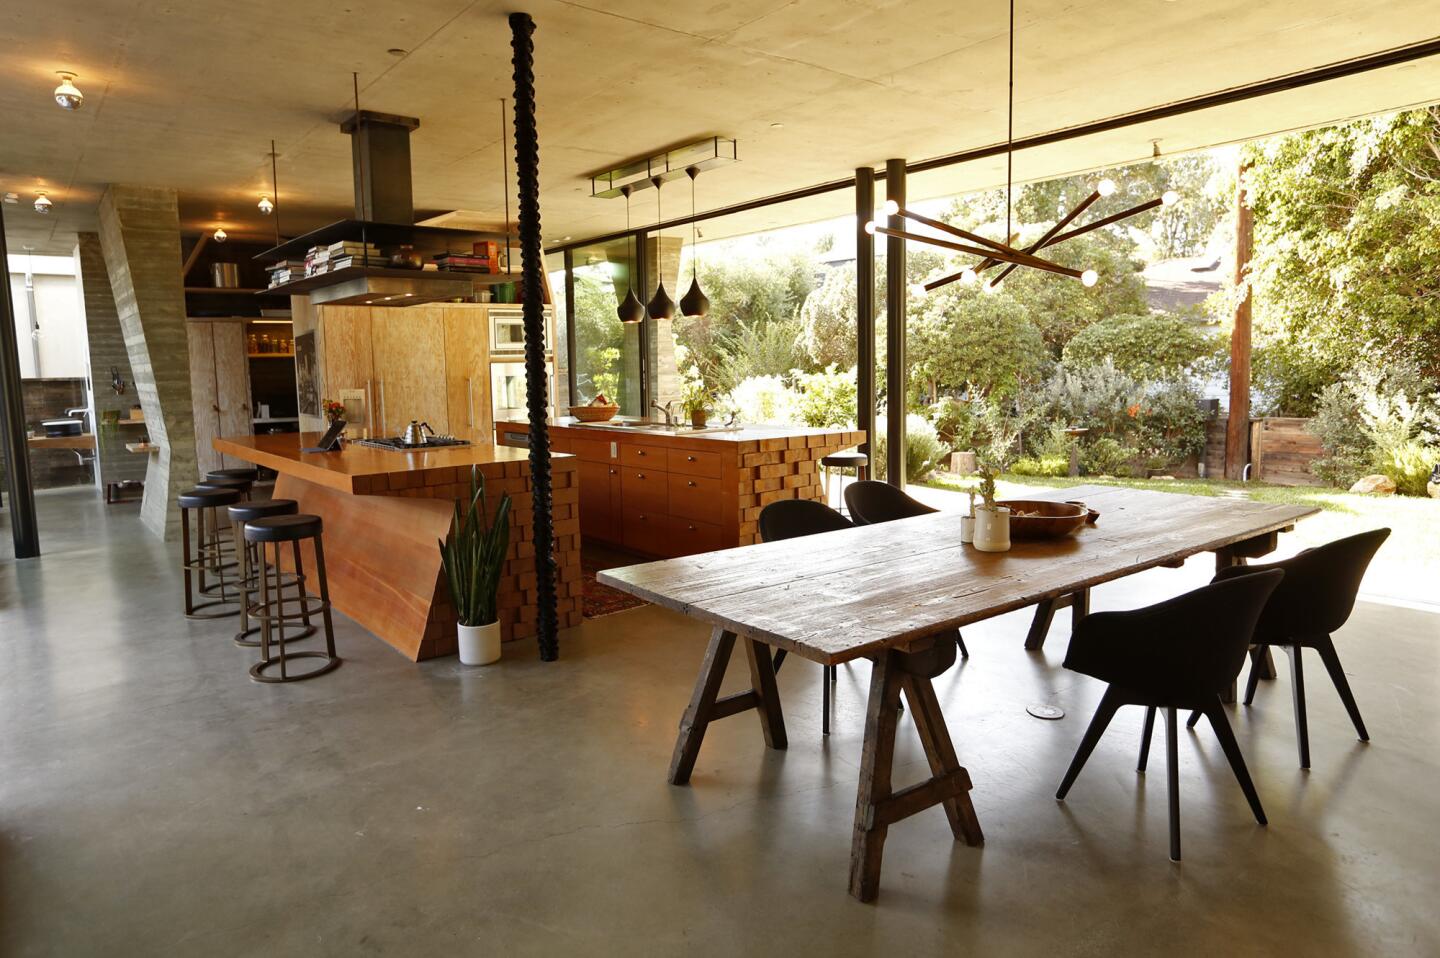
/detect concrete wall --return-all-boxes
[75,232,147,490]
[97,185,196,540]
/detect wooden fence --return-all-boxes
[1248,417,1324,486]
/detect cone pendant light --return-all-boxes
[617,185,645,324]
[680,167,710,317]
[646,176,677,320]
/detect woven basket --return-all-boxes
[569,404,619,423]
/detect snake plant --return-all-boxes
[439,466,511,628]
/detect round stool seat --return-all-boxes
[178,486,242,509]
[208,467,259,482]
[227,499,298,523]
[198,475,251,491]
[244,514,322,544]
[821,450,869,469]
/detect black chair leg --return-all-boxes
[1203,699,1267,825]
[1164,706,1181,862]
[1288,646,1311,769]
[1186,709,1202,730]
[822,665,831,736]
[1138,706,1156,771]
[1056,687,1122,800]
[1314,635,1369,742]
[1243,647,1264,706]
[956,630,969,659]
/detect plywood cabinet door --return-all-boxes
[187,325,222,479]
[320,306,376,432]
[212,323,252,468]
[442,305,492,445]
[371,307,449,438]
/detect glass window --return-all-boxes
[570,238,642,416]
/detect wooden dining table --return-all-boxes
[598,484,1318,902]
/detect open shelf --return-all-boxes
[261,265,523,297]
[184,286,281,296]
[254,220,510,263]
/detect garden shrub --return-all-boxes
[873,414,947,483]
[1011,455,1069,477]
[791,365,857,428]
[1083,437,1137,477]
[1062,312,1221,380]
[723,375,797,426]
[929,396,983,452]
[1307,361,1440,493]
[1132,377,1209,465]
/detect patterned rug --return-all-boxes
[581,551,648,618]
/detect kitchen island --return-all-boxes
[214,433,583,660]
[497,418,866,556]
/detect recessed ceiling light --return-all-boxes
[387,48,407,57]
[769,122,784,129]
[213,227,228,242]
[53,72,83,111]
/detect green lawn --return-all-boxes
[922,471,1440,602]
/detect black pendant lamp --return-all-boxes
[680,166,710,317]
[646,176,677,320]
[617,185,645,324]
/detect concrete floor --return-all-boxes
[2,488,1438,956]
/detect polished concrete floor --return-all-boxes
[2,489,1439,955]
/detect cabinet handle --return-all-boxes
[378,380,386,433]
[687,455,696,461]
[609,468,616,475]
[637,514,646,521]
[687,524,696,531]
[637,450,646,456]
[636,473,645,479]
[687,480,696,487]
[365,380,375,433]
[466,377,474,428]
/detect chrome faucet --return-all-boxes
[651,401,675,427]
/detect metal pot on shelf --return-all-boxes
[211,263,240,288]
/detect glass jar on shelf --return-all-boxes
[247,333,259,354]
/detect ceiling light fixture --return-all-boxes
[53,72,83,111]
[866,0,1177,293]
[679,167,710,317]
[33,190,52,214]
[588,137,738,198]
[213,227,228,243]
[646,177,676,320]
[616,186,645,325]
[257,194,274,215]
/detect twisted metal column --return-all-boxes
[509,11,558,661]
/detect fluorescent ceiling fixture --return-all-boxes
[590,137,738,198]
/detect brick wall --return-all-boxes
[737,430,867,544]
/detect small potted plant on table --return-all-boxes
[439,465,512,665]
[972,461,1011,553]
[682,381,712,429]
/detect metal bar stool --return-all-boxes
[195,476,252,594]
[821,450,869,513]
[228,499,315,648]
[209,467,259,482]
[179,486,243,619]
[243,514,341,683]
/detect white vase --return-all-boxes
[972,505,1011,553]
[959,514,974,543]
[458,621,502,666]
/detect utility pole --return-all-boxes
[1225,159,1253,481]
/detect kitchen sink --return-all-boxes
[569,420,741,435]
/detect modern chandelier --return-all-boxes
[616,185,645,324]
[866,0,1178,293]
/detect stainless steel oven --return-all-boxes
[491,360,555,422]
[489,305,551,355]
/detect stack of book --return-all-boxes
[305,240,381,276]
[434,252,501,274]
[267,260,305,288]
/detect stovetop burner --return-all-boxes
[356,435,472,451]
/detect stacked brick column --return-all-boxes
[736,429,867,544]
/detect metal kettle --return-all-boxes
[402,420,435,445]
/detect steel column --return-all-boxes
[0,201,40,557]
[884,159,906,488]
[855,168,876,464]
[563,247,577,407]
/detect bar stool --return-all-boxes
[179,486,243,619]
[821,450,868,513]
[243,514,341,683]
[228,499,314,648]
[200,473,253,500]
[209,467,259,482]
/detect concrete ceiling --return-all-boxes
[1,0,1438,256]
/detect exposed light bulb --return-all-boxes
[33,191,52,214]
[881,199,900,217]
[1161,190,1180,207]
[863,221,877,235]
[959,267,978,286]
[1097,178,1117,197]
[1081,269,1099,287]
[257,195,274,215]
[213,227,228,243]
[53,72,83,111]
[908,283,928,299]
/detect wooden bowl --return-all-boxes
[995,499,1092,540]
[569,404,619,423]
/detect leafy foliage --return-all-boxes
[1062,312,1221,380]
[1308,361,1440,493]
[438,467,511,627]
[791,365,857,428]
[799,265,859,368]
[908,292,1050,401]
[1012,455,1069,477]
[873,414,947,484]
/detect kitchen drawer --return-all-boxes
[621,508,669,555]
[666,515,724,556]
[667,447,722,478]
[571,437,615,462]
[621,469,668,514]
[667,473,722,524]
[620,442,668,469]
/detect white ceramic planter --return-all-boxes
[959,514,975,543]
[458,621,502,666]
[972,505,1011,553]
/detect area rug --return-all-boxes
[581,551,648,618]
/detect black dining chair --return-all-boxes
[1055,570,1284,862]
[759,499,854,735]
[1187,528,1390,769]
[844,480,968,659]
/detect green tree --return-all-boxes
[908,290,1050,401]
[1063,312,1221,380]
[572,270,624,401]
[1243,107,1440,414]
[799,264,858,368]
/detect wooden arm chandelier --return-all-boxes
[866,0,1178,294]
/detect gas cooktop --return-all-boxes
[356,436,471,451]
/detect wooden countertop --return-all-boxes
[215,432,570,494]
[28,434,96,450]
[499,417,860,445]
